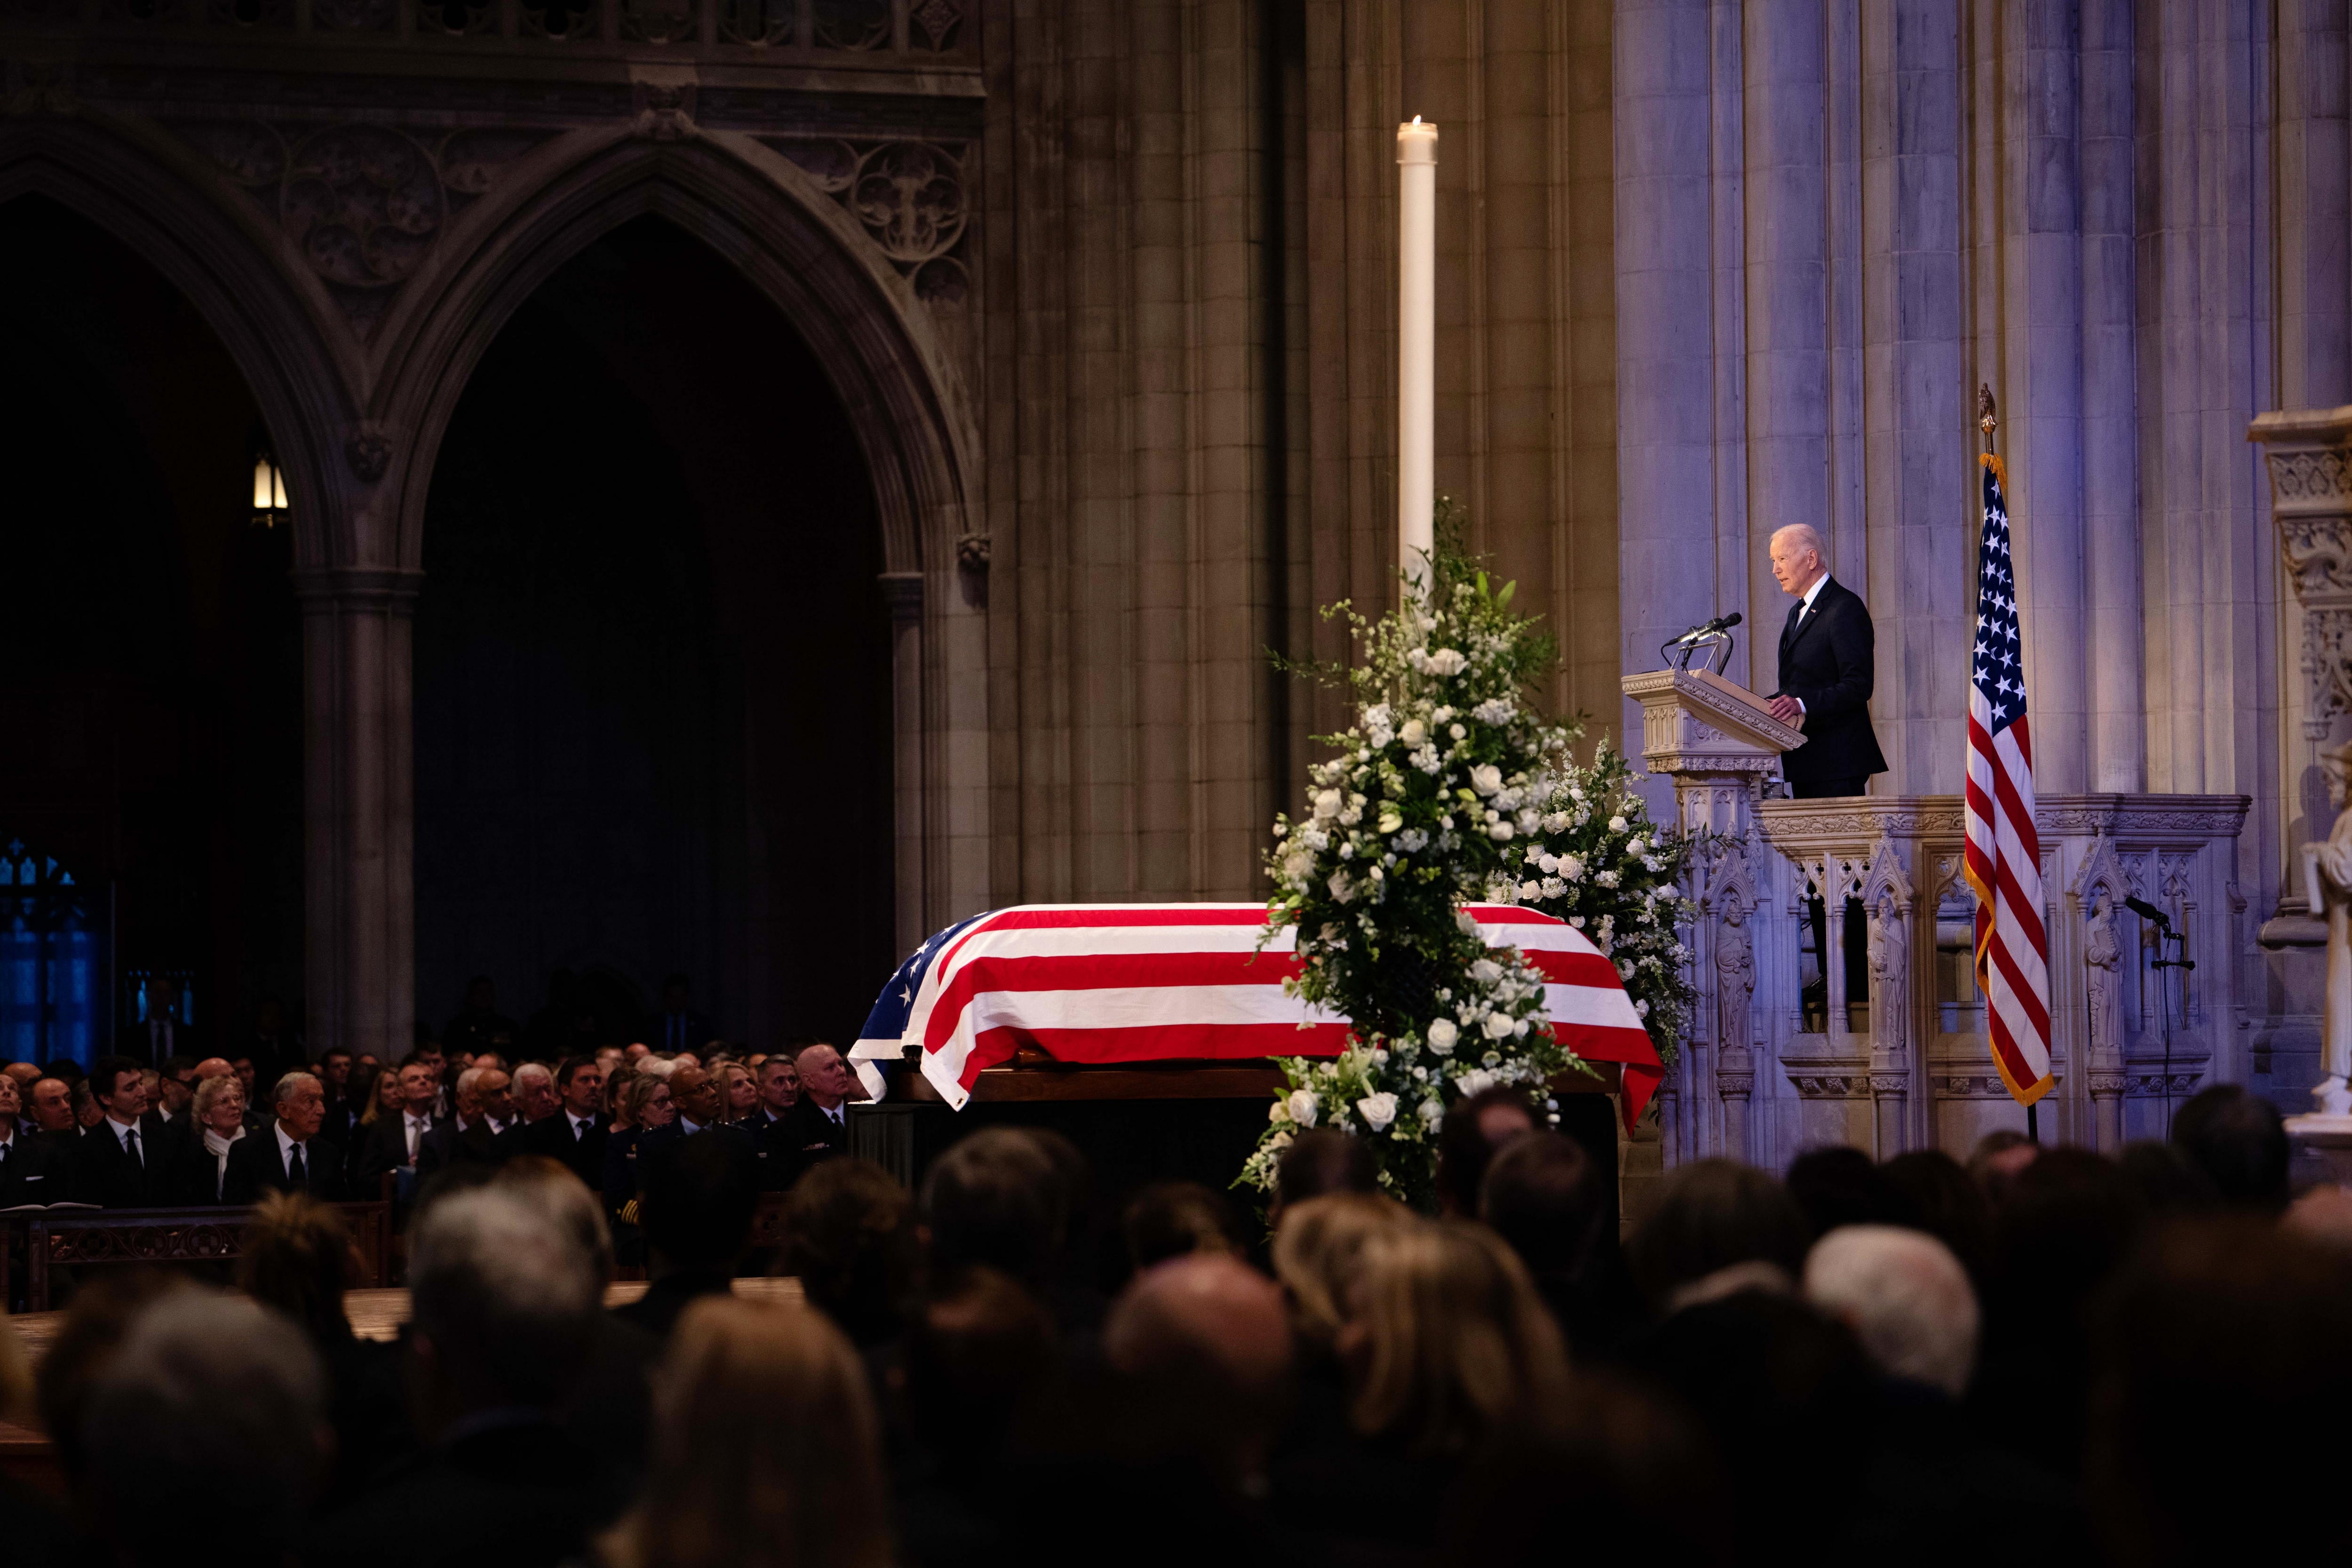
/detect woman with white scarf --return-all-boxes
[171,1073,248,1204]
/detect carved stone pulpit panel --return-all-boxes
[2251,405,2352,741]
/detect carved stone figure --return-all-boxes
[2302,741,2352,1118]
[1714,895,1755,1051]
[2084,890,2124,1057]
[1866,891,1906,1053]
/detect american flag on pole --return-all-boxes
[1963,453,2053,1106]
[850,904,1664,1128]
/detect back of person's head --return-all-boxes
[1275,1128,1379,1211]
[1990,1146,2146,1317]
[2115,1138,2222,1215]
[605,1297,890,1568]
[2090,1221,2352,1564]
[408,1186,600,1411]
[2169,1084,2290,1213]
[1436,1085,1540,1216]
[1121,1180,1243,1274]
[1784,1146,1916,1239]
[36,1270,191,1482]
[83,1292,326,1568]
[641,1127,759,1272]
[1967,1128,2038,1201]
[1802,1224,1978,1397]
[1479,1131,1608,1281]
[783,1156,917,1347]
[237,1193,354,1340]
[1270,1190,1414,1351]
[1878,1148,1995,1283]
[1104,1252,1294,1487]
[495,1154,618,1284]
[1345,1219,1567,1457]
[922,1127,1068,1289]
[905,1266,1057,1460]
[1625,1159,1811,1313]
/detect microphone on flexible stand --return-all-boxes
[1667,611,1744,647]
[2122,895,2172,935]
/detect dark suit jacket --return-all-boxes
[502,1112,608,1193]
[222,1127,349,1204]
[770,1098,850,1189]
[1773,576,1888,787]
[164,1131,237,1205]
[0,1129,68,1207]
[306,1413,622,1568]
[416,1116,505,1181]
[69,1120,167,1207]
[348,1114,423,1197]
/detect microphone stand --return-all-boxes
[2148,924,2195,1137]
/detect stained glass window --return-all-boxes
[0,839,107,1067]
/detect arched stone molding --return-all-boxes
[0,117,355,559]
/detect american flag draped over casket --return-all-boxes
[850,904,1664,1127]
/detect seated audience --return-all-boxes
[599,1296,891,1568]
[223,1070,348,1203]
[1120,1180,1244,1275]
[1433,1084,1538,1216]
[922,1128,1070,1303]
[26,1073,77,1135]
[1479,1130,1643,1358]
[1802,1224,1978,1398]
[2168,1083,2290,1213]
[604,1072,675,1222]
[81,1292,328,1568]
[0,1069,69,1209]
[1622,1156,1811,1313]
[1967,1128,2038,1200]
[238,1194,410,1507]
[617,1128,759,1340]
[770,1043,857,1186]
[312,1187,616,1568]
[1785,1144,1917,1238]
[170,1072,250,1203]
[350,1058,439,1195]
[1271,1126,1379,1223]
[783,1155,918,1348]
[716,1061,759,1124]
[70,1055,165,1206]
[419,1064,513,1178]
[1877,1148,1995,1285]
[502,1055,608,1190]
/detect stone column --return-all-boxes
[882,571,928,956]
[2080,0,2142,792]
[1865,887,1909,1158]
[295,567,421,1065]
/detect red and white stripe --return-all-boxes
[1963,694,2053,1104]
[878,903,1661,1125]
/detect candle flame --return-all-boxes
[1411,115,1422,125]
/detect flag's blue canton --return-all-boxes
[855,910,992,1055]
[1973,465,2026,733]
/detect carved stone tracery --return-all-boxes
[767,136,970,305]
[2253,410,2352,739]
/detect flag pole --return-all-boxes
[1978,385,2036,1145]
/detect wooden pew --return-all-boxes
[0,1202,393,1313]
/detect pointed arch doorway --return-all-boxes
[414,216,897,1051]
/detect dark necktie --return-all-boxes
[125,1128,141,1167]
[288,1143,307,1189]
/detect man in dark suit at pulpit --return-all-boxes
[1765,523,1886,799]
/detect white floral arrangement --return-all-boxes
[1241,510,1696,1207]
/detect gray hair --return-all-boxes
[270,1071,321,1110]
[455,1065,485,1099]
[1803,1224,1979,1397]
[191,1074,245,1121]
[409,1187,600,1408]
[512,1061,554,1089]
[1769,523,1827,563]
[83,1292,326,1564]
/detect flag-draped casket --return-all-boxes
[851,904,1664,1127]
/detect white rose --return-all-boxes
[1426,1017,1459,1052]
[1519,880,1543,901]
[1314,789,1343,820]
[1627,836,1646,855]
[1608,815,1629,833]
[1399,718,1427,747]
[1287,1089,1320,1128]
[1356,1092,1399,1133]
[1417,1098,1446,1130]
[1328,871,1356,903]
[1269,1098,1291,1123]
[1483,1011,1517,1040]
[1489,820,1514,841]
[1426,648,1469,676]
[1470,959,1502,984]
[1470,764,1504,796]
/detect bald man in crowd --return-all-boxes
[1764,523,1886,799]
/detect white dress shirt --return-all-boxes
[404,1110,433,1162]
[564,1110,595,1141]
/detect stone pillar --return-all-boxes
[882,571,928,956]
[2080,0,2142,792]
[1865,886,1909,1157]
[2251,408,2352,745]
[295,567,421,1064]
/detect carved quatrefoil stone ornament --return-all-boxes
[765,137,971,307]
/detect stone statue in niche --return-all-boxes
[2302,740,2352,1118]
[1713,896,1755,1051]
[2084,890,2124,1060]
[1866,891,1906,1052]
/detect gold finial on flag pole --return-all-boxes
[1978,385,2004,483]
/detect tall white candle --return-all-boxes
[1396,116,1438,595]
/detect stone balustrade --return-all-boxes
[1661,792,2248,1171]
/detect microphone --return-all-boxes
[2124,895,2173,935]
[1669,612,1743,647]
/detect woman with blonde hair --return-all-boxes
[603,1297,891,1568]
[1270,1191,1413,1354]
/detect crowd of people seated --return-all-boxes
[0,1031,859,1238]
[2,1075,2348,1567]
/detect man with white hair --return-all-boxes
[1764,523,1885,798]
[1802,1224,1979,1398]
